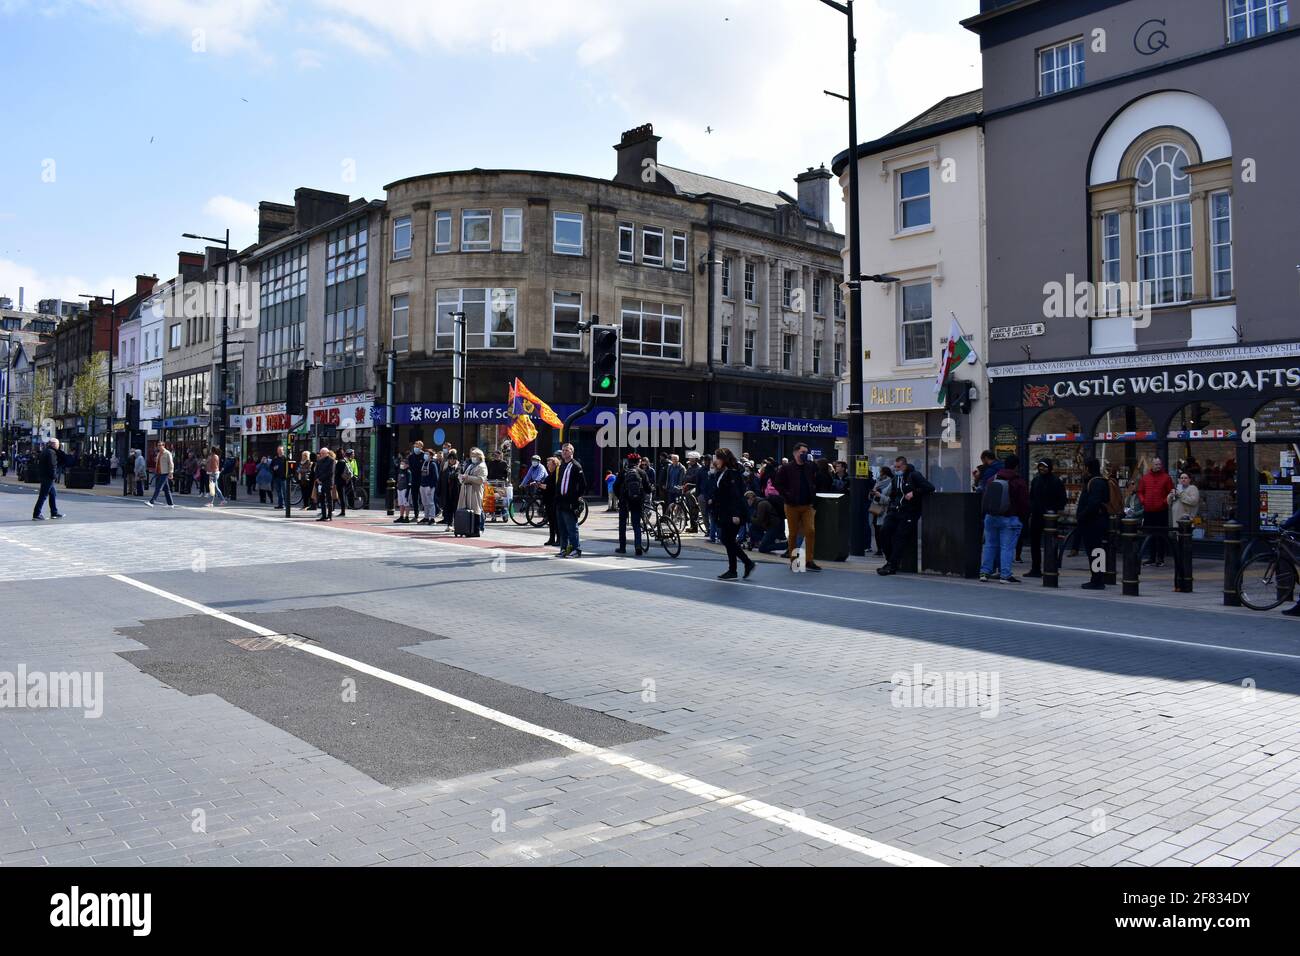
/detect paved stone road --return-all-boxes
[3,484,1300,867]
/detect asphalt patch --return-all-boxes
[116,606,657,787]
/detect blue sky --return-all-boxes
[0,0,980,305]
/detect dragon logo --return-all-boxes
[1023,384,1055,409]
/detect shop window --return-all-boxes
[1168,401,1238,439]
[1253,397,1300,439]
[1093,404,1157,441]
[1028,407,1085,443]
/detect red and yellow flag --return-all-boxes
[512,377,563,430]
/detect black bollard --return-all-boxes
[1122,516,1141,597]
[1222,520,1243,607]
[386,477,396,517]
[1175,517,1194,593]
[1042,512,1059,589]
[1105,513,1121,586]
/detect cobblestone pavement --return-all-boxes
[3,485,1300,867]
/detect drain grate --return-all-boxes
[227,633,316,652]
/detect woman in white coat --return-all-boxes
[1168,472,1201,526]
[458,447,489,532]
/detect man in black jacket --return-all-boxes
[878,456,934,576]
[406,442,426,520]
[1077,457,1110,590]
[1025,457,1067,578]
[775,443,822,572]
[555,443,586,558]
[32,439,64,520]
[271,445,287,509]
[314,450,336,521]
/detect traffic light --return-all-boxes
[126,395,140,433]
[589,325,621,398]
[286,368,308,418]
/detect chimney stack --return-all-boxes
[613,124,671,193]
[795,165,833,228]
[135,274,158,297]
[258,201,296,244]
[18,287,24,312]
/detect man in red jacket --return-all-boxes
[1136,457,1175,566]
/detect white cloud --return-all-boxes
[293,47,324,70]
[0,258,136,307]
[317,18,387,57]
[202,195,259,238]
[76,0,279,58]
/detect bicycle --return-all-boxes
[1237,529,1299,611]
[654,512,681,558]
[666,486,702,533]
[512,487,541,526]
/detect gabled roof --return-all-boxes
[832,89,984,175]
[654,164,786,209]
[890,89,984,135]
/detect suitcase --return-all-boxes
[453,508,480,538]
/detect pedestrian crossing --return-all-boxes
[0,509,442,582]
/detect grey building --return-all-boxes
[966,0,1299,539]
[240,189,385,479]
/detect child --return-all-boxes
[395,459,412,524]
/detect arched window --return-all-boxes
[1136,144,1193,306]
[1028,408,1084,443]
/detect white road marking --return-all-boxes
[106,571,945,867]
[6,494,1296,662]
[187,505,1300,665]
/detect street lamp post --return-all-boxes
[79,289,116,468]
[817,0,870,556]
[182,230,232,461]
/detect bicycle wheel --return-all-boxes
[576,498,589,526]
[658,517,681,558]
[290,482,304,507]
[1238,554,1297,611]
[355,486,370,510]
[666,499,688,529]
[510,496,530,526]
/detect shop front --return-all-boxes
[160,415,210,459]
[860,375,983,493]
[375,402,848,489]
[989,345,1300,542]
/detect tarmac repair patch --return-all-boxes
[116,606,658,787]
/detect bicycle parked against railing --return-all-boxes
[1238,528,1299,611]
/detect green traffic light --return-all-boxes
[600,376,613,390]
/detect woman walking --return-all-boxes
[712,448,756,581]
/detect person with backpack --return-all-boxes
[1025,457,1067,579]
[1077,457,1111,590]
[613,453,647,555]
[979,453,1029,583]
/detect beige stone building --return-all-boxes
[379,123,846,476]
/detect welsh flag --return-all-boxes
[935,315,976,404]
